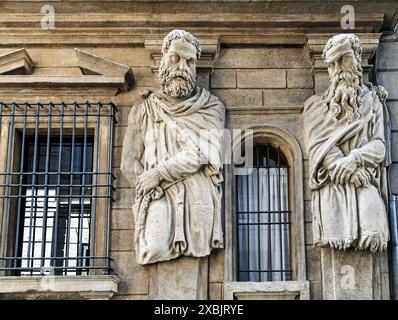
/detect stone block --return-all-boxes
[113,188,135,210]
[114,169,132,189]
[80,47,151,67]
[392,131,398,162]
[305,222,313,245]
[33,67,83,76]
[214,48,310,69]
[209,282,223,300]
[287,69,314,88]
[111,209,134,230]
[131,67,156,87]
[378,41,398,70]
[111,251,149,295]
[111,229,135,251]
[212,89,262,106]
[237,69,286,88]
[321,248,384,300]
[378,71,398,99]
[209,250,224,282]
[304,200,312,223]
[387,101,398,130]
[263,89,314,106]
[157,256,208,300]
[390,164,398,195]
[310,280,322,300]
[306,245,321,281]
[313,72,329,94]
[211,69,236,89]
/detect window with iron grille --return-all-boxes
[236,144,292,282]
[0,102,116,276]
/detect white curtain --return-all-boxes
[237,167,290,281]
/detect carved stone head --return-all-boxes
[322,34,364,124]
[158,29,201,98]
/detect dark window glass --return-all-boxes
[236,144,292,282]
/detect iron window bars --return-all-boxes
[236,144,292,282]
[0,102,116,276]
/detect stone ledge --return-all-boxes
[0,275,121,300]
[224,280,310,300]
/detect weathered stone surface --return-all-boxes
[111,209,134,230]
[214,48,310,69]
[237,69,286,88]
[213,89,262,106]
[306,245,321,281]
[157,256,208,300]
[111,251,149,295]
[304,200,312,223]
[390,164,398,195]
[0,276,120,300]
[111,229,135,251]
[209,282,223,300]
[209,249,224,283]
[224,281,310,300]
[387,101,398,130]
[321,248,384,300]
[287,69,314,88]
[378,71,398,99]
[113,188,135,210]
[211,69,236,89]
[263,89,313,106]
[305,222,313,245]
[310,280,322,300]
[391,131,398,162]
[378,41,398,69]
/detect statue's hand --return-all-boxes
[349,168,371,188]
[136,168,162,196]
[330,154,357,185]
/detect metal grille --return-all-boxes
[0,102,116,276]
[236,144,292,282]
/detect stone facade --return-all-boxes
[0,1,397,300]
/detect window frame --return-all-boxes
[224,125,308,299]
[0,102,116,277]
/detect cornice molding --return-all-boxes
[0,48,34,75]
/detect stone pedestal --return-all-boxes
[156,256,209,300]
[321,248,389,300]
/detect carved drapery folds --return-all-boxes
[304,33,391,253]
[121,30,225,265]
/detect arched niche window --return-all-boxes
[236,144,291,282]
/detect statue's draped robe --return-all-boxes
[304,85,390,250]
[127,87,225,265]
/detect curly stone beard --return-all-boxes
[158,60,196,98]
[323,60,363,125]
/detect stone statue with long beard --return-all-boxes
[121,29,225,265]
[304,34,391,253]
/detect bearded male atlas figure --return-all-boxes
[121,30,225,265]
[304,33,391,253]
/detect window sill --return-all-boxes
[0,275,121,300]
[224,280,310,300]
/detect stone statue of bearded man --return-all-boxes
[304,34,391,253]
[121,29,225,265]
